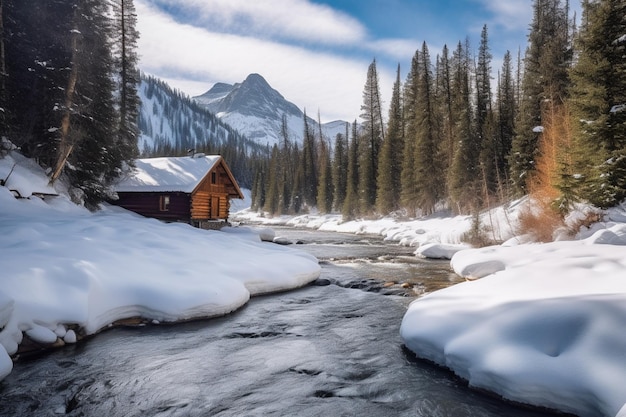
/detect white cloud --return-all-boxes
[476,0,533,31]
[136,0,385,122]
[367,38,418,61]
[145,0,367,46]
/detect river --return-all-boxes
[0,227,566,416]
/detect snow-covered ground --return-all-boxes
[234,203,626,417]
[4,147,626,417]
[0,151,320,381]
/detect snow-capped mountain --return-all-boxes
[137,74,262,188]
[194,73,348,147]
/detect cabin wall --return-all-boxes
[191,165,235,220]
[191,191,229,220]
[113,192,191,222]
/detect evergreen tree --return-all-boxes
[376,64,403,214]
[250,157,267,211]
[4,0,74,167]
[358,59,384,213]
[569,0,626,207]
[475,25,498,194]
[46,0,121,206]
[279,114,292,214]
[510,0,571,194]
[301,110,318,208]
[495,51,516,187]
[448,40,480,211]
[400,50,420,216]
[263,144,280,214]
[291,142,304,213]
[111,0,140,162]
[316,137,333,213]
[436,45,455,174]
[475,25,493,143]
[332,126,348,211]
[0,0,6,135]
[4,0,137,206]
[342,120,360,219]
[414,42,443,214]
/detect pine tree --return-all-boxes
[4,0,74,167]
[436,45,455,175]
[510,0,571,194]
[475,25,493,143]
[358,59,384,213]
[316,137,333,213]
[414,42,443,214]
[111,0,140,162]
[569,0,626,207]
[376,64,403,214]
[4,0,137,206]
[0,0,6,135]
[342,120,360,219]
[448,40,480,212]
[264,144,280,215]
[400,50,420,215]
[301,110,318,208]
[279,114,292,214]
[332,126,348,211]
[476,25,498,194]
[291,142,304,213]
[495,51,516,187]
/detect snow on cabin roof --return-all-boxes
[113,154,222,193]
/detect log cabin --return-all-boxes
[111,154,244,229]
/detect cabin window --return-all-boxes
[211,172,217,184]
[159,195,170,211]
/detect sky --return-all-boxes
[136,0,582,123]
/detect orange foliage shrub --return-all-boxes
[518,101,573,241]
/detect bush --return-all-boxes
[517,200,565,242]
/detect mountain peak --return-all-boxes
[195,73,300,120]
[195,82,234,105]
[193,73,348,146]
[244,73,268,85]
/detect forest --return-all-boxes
[0,0,140,208]
[251,0,626,230]
[0,0,625,227]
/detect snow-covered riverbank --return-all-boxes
[0,152,320,381]
[234,205,626,417]
[4,147,626,417]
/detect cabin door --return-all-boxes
[210,196,220,219]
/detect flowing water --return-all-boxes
[0,227,566,416]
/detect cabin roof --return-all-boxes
[113,154,223,193]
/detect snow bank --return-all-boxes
[401,224,626,417]
[0,157,320,381]
[234,199,522,247]
[415,242,470,259]
[235,201,626,416]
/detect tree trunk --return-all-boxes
[49,22,80,185]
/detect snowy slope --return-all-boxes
[194,73,349,147]
[137,75,258,156]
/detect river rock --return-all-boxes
[312,278,331,286]
[273,237,293,245]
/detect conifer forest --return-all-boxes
[1,0,625,218]
[252,0,626,220]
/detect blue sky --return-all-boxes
[136,0,581,122]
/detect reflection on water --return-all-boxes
[0,227,565,417]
